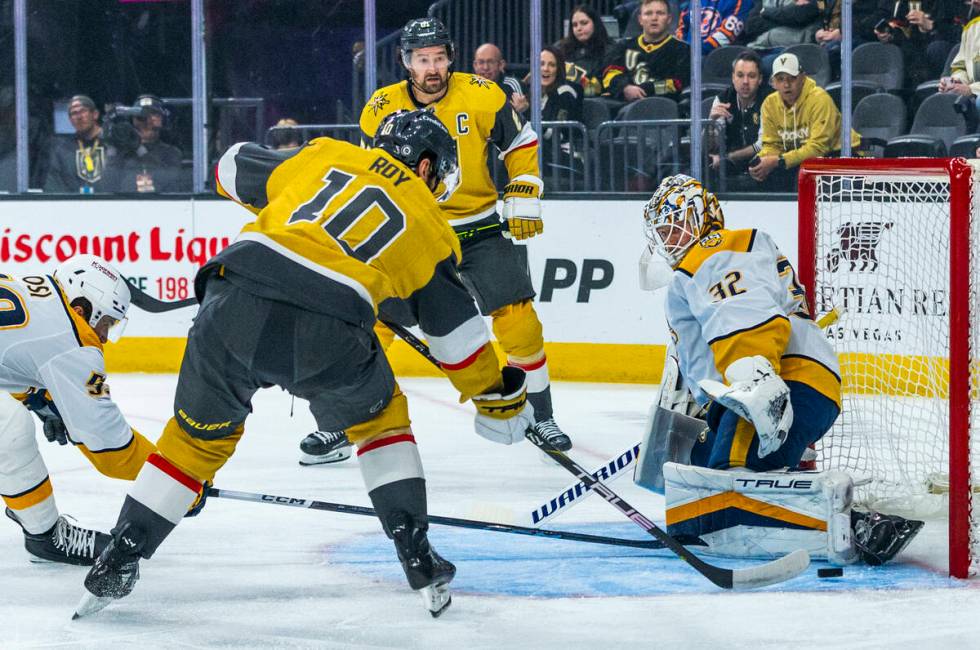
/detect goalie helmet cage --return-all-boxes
[798,157,978,579]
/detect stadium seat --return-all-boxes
[949,134,980,159]
[616,96,678,121]
[883,135,946,158]
[851,43,904,91]
[783,43,831,87]
[914,45,960,107]
[582,98,612,131]
[825,81,881,113]
[702,46,752,86]
[678,83,729,117]
[906,92,967,150]
[853,93,907,156]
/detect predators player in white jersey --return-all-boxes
[298,17,569,468]
[634,175,922,567]
[75,110,535,619]
[0,257,156,565]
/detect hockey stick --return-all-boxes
[454,221,509,242]
[125,278,197,313]
[380,319,811,590]
[205,487,690,550]
[528,442,641,526]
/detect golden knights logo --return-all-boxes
[826,221,893,273]
[469,75,491,89]
[75,144,106,184]
[367,91,391,116]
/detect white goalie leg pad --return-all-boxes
[664,462,857,565]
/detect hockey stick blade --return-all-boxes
[206,487,690,550]
[528,442,641,526]
[125,278,197,313]
[378,318,809,590]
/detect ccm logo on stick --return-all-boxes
[260,496,308,505]
[540,258,614,302]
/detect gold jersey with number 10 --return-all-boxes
[360,72,539,226]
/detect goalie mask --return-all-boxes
[643,175,724,267]
[54,254,131,343]
[374,109,461,202]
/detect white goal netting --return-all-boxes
[807,167,979,577]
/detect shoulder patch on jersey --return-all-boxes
[367,90,392,116]
[469,75,492,89]
[677,229,757,277]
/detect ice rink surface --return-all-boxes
[2,375,978,649]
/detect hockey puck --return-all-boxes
[818,567,844,578]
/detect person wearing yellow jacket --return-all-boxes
[748,53,860,190]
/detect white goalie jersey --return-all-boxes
[0,273,146,471]
[665,228,841,408]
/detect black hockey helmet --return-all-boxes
[400,17,455,67]
[373,109,460,202]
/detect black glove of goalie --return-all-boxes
[20,389,69,446]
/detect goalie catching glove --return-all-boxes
[502,175,543,240]
[698,355,793,458]
[472,366,535,444]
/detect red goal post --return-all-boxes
[798,157,977,579]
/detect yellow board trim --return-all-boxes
[666,491,828,531]
[105,336,972,398]
[3,476,53,510]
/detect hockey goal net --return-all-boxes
[798,158,979,579]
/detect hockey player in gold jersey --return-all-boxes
[0,256,157,565]
[298,18,568,466]
[76,110,536,619]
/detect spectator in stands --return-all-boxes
[269,118,303,149]
[815,0,886,72]
[941,6,980,130]
[675,0,752,53]
[525,46,585,183]
[877,0,965,87]
[473,43,528,113]
[44,95,117,194]
[602,0,690,102]
[749,53,859,190]
[556,4,610,97]
[707,51,771,187]
[112,94,187,193]
[745,0,821,67]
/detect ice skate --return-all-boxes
[73,522,145,619]
[388,512,456,618]
[5,507,109,566]
[298,430,353,466]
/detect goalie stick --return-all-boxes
[206,487,695,550]
[125,278,197,313]
[380,319,811,590]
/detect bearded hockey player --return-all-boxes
[75,109,535,620]
[298,17,568,467]
[0,256,156,565]
[633,175,922,567]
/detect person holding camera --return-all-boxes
[106,95,187,193]
[44,95,118,194]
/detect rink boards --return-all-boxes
[0,198,795,382]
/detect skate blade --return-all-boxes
[419,583,452,618]
[72,589,114,620]
[298,450,352,466]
